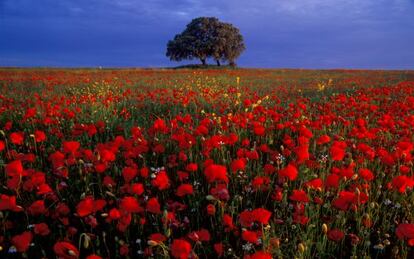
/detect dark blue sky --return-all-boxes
[1,0,413,69]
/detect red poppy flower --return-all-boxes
[327,229,345,242]
[294,145,309,163]
[53,241,79,259]
[400,165,411,174]
[131,183,145,196]
[56,202,70,216]
[242,230,259,244]
[289,189,310,203]
[170,239,192,259]
[101,149,117,162]
[151,171,170,190]
[250,251,273,259]
[185,163,198,172]
[391,175,414,193]
[28,200,47,216]
[316,134,331,145]
[87,125,97,137]
[330,141,347,161]
[176,184,194,197]
[204,164,228,184]
[196,229,211,242]
[223,214,234,230]
[207,204,216,215]
[31,172,45,186]
[246,150,259,160]
[332,190,367,211]
[339,164,354,179]
[325,174,340,189]
[122,166,138,183]
[396,223,414,246]
[214,242,224,256]
[252,208,272,225]
[304,178,323,190]
[109,208,122,220]
[272,188,283,201]
[152,118,168,133]
[76,197,106,217]
[359,168,374,181]
[253,124,266,136]
[264,164,275,174]
[378,148,395,166]
[153,143,165,154]
[5,160,24,178]
[34,130,47,142]
[332,191,356,211]
[239,210,254,227]
[11,231,33,252]
[120,244,129,256]
[279,164,298,181]
[24,107,37,119]
[49,151,65,168]
[195,124,209,135]
[37,183,53,195]
[210,184,230,201]
[146,197,161,214]
[140,167,149,178]
[252,176,270,190]
[77,197,94,217]
[120,196,142,213]
[103,176,115,187]
[0,194,22,212]
[95,163,107,173]
[34,223,51,236]
[231,158,246,172]
[62,141,80,154]
[188,229,211,242]
[10,132,24,145]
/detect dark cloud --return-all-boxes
[0,0,413,68]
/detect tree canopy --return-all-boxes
[166,17,245,66]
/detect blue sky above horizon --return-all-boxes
[0,0,413,69]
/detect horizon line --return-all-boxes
[0,66,413,72]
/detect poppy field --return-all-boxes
[1,68,414,258]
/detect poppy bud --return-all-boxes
[298,243,306,253]
[148,240,158,246]
[206,195,215,201]
[83,236,90,249]
[322,224,328,234]
[207,204,216,215]
[362,213,372,228]
[269,237,280,249]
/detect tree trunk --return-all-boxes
[216,59,221,66]
[200,58,206,66]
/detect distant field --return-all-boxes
[0,68,414,258]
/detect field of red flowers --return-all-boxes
[0,68,414,258]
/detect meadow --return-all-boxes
[0,68,414,258]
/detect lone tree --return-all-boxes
[166,17,245,66]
